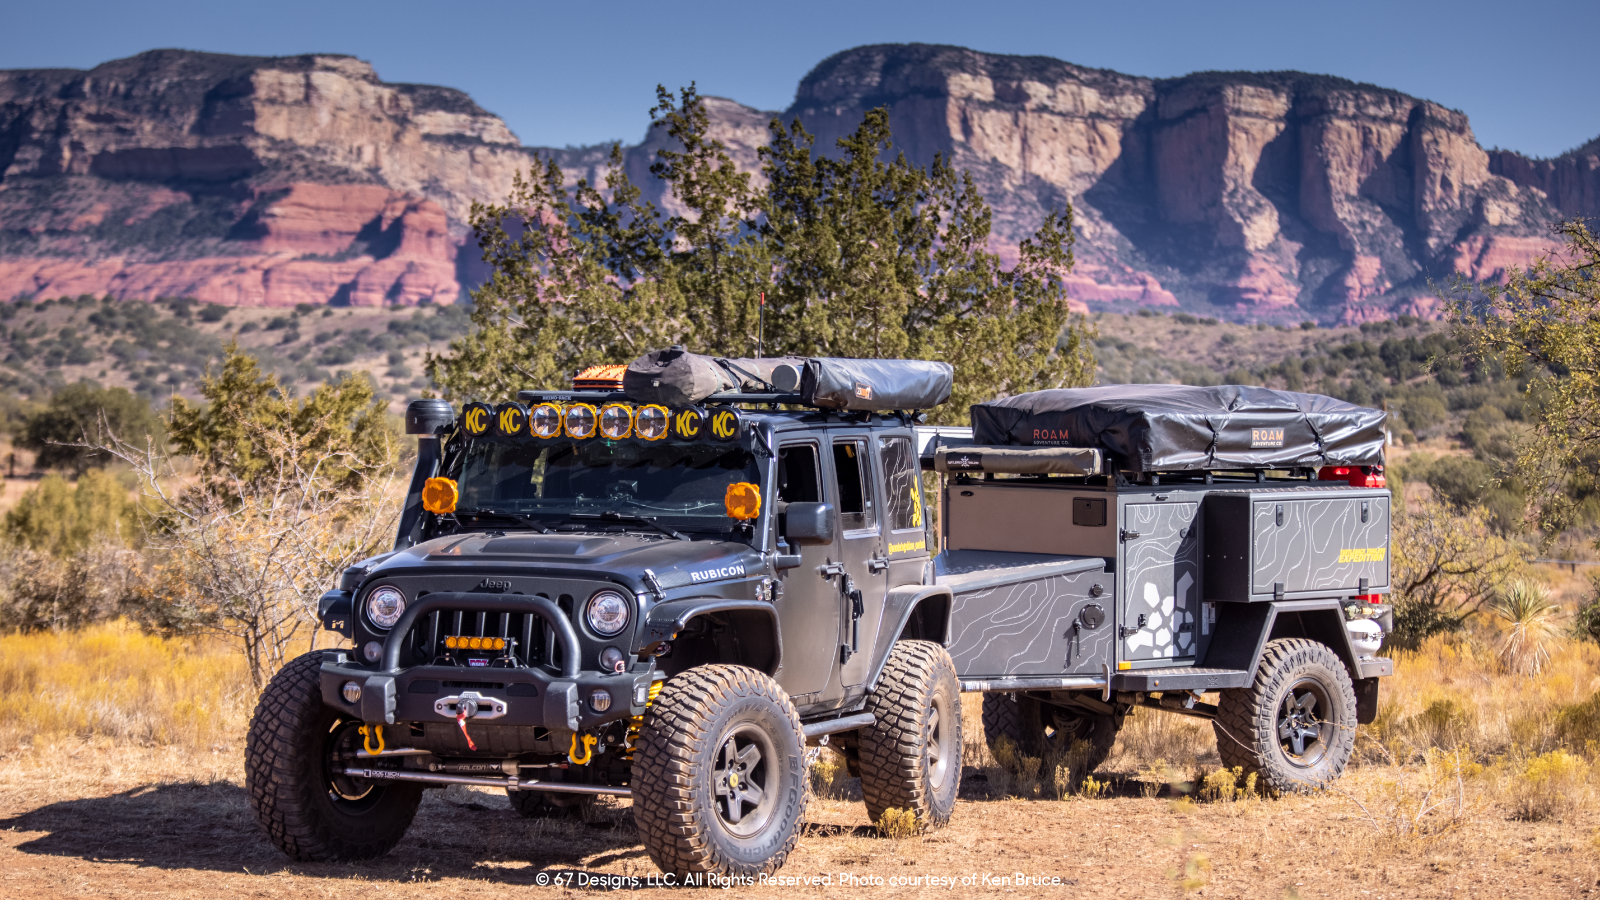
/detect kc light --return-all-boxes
[599,403,634,440]
[366,586,406,630]
[564,403,598,439]
[585,590,631,636]
[635,405,669,440]
[530,402,564,438]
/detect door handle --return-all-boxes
[819,563,845,578]
[866,556,889,573]
[1120,529,1142,542]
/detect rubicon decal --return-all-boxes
[689,563,747,583]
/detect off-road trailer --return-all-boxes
[245,353,1393,879]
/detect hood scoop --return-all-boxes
[479,536,620,557]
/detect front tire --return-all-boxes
[633,665,808,878]
[1214,638,1357,794]
[859,641,961,831]
[245,652,423,861]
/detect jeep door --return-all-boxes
[772,439,842,704]
[830,435,889,688]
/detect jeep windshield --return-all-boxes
[443,436,762,532]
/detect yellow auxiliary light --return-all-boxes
[599,403,634,440]
[495,401,527,437]
[444,635,458,649]
[421,477,458,514]
[635,404,669,440]
[530,402,563,439]
[564,403,598,439]
[469,636,484,650]
[462,402,492,436]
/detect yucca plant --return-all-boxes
[1491,580,1561,676]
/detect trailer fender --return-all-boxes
[1201,600,1370,689]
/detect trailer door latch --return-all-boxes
[1120,529,1141,542]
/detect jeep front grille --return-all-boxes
[404,594,575,670]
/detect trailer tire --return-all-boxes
[859,641,961,832]
[1214,638,1357,795]
[981,693,1116,773]
[245,652,423,861]
[506,788,593,819]
[633,665,808,878]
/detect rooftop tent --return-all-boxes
[622,348,953,411]
[970,384,1385,473]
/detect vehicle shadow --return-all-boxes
[0,780,647,883]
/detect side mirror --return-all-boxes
[783,502,836,546]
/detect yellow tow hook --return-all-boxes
[568,732,598,765]
[359,724,386,755]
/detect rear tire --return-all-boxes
[245,652,423,861]
[1214,638,1357,794]
[981,692,1117,772]
[859,641,961,832]
[633,665,808,878]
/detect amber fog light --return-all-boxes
[635,405,668,440]
[530,402,563,438]
[589,689,612,712]
[599,403,634,440]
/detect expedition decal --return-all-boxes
[1337,547,1387,563]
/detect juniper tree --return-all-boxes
[428,87,1096,419]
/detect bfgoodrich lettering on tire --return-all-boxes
[859,640,961,830]
[632,665,808,878]
[1214,638,1357,795]
[245,652,422,860]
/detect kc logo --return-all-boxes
[463,403,491,435]
[710,409,740,441]
[496,403,525,436]
[673,408,703,439]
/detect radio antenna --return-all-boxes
[757,291,765,359]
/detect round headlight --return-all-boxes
[564,403,597,439]
[530,402,563,438]
[585,590,631,636]
[636,405,669,440]
[366,586,406,630]
[599,403,634,440]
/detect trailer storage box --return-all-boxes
[1202,488,1391,601]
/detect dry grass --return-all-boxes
[0,621,254,752]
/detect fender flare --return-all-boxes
[862,584,953,692]
[638,598,781,675]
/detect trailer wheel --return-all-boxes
[859,641,961,831]
[981,693,1117,773]
[633,665,808,878]
[506,787,594,819]
[1214,638,1357,794]
[245,652,423,861]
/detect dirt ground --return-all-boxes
[1,744,1594,900]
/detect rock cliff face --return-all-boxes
[786,45,1579,322]
[0,46,1590,320]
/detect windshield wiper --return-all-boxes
[567,511,691,541]
[455,508,555,533]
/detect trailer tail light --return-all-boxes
[1318,465,1386,488]
[1354,594,1382,604]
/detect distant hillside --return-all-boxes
[0,45,1596,324]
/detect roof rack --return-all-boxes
[517,390,808,407]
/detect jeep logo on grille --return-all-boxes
[477,579,511,592]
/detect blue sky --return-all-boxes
[4,0,1595,159]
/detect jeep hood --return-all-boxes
[366,532,764,590]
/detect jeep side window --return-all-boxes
[778,444,821,503]
[832,439,874,531]
[879,436,923,533]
